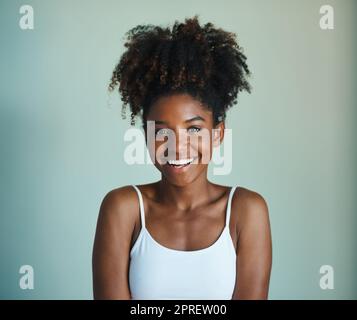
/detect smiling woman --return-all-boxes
[92,15,272,300]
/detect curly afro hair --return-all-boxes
[108,15,251,127]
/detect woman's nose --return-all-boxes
[167,128,189,158]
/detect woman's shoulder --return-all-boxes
[102,184,136,203]
[229,185,266,201]
[99,185,141,219]
[229,185,270,226]
[100,182,157,211]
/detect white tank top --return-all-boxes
[129,185,237,300]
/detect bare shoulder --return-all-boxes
[99,185,139,216]
[92,185,140,299]
[94,185,141,238]
[231,186,270,229]
[230,186,272,299]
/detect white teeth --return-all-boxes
[168,158,194,166]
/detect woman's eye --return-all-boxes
[187,127,201,133]
[155,127,201,135]
[155,128,169,135]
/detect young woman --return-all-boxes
[92,16,272,300]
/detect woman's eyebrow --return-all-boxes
[185,116,205,123]
[153,120,167,125]
[152,116,205,125]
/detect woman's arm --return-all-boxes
[92,187,137,299]
[232,191,272,300]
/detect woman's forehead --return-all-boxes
[147,93,212,122]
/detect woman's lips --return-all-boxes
[163,157,198,174]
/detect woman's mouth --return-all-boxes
[167,158,194,168]
[164,157,198,173]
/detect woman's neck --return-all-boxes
[157,174,213,211]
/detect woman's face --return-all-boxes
[145,93,224,187]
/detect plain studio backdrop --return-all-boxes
[0,0,356,299]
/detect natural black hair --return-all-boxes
[108,15,251,127]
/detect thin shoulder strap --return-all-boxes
[225,186,237,227]
[132,185,146,229]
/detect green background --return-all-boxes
[0,0,356,299]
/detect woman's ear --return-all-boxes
[213,121,225,147]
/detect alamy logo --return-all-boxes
[19,5,34,30]
[123,121,233,175]
[319,265,334,290]
[19,265,34,290]
[319,5,334,30]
